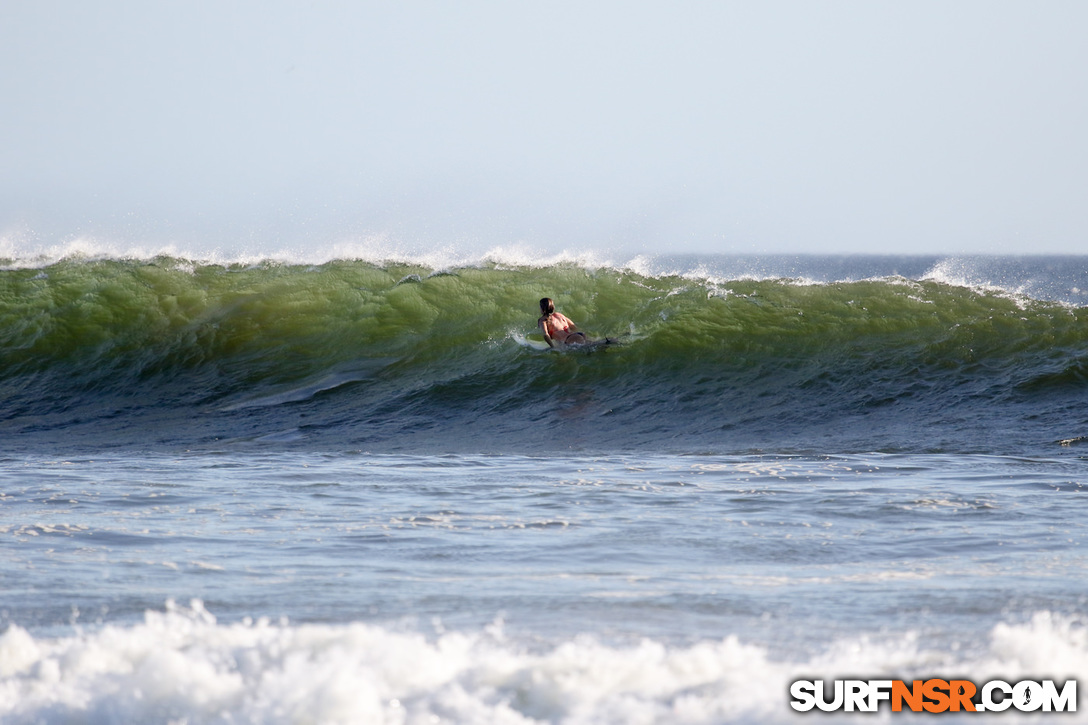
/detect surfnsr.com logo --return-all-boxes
[790,679,1077,713]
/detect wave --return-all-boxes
[2,256,1087,454]
[0,601,1083,724]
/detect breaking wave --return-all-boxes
[2,254,1086,455]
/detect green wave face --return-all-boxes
[2,258,1086,454]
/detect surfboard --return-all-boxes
[570,337,617,347]
[561,336,622,352]
[518,330,626,352]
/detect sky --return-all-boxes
[2,0,1086,256]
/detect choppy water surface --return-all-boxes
[2,452,1086,722]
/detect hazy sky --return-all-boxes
[2,1,1086,255]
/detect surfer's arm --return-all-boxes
[539,319,555,348]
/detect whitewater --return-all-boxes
[1,243,1087,723]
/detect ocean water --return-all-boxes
[1,247,1087,723]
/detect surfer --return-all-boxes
[538,298,589,348]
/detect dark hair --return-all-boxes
[540,298,554,315]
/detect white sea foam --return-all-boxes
[0,231,630,273]
[0,232,388,270]
[1,602,1084,724]
[0,229,832,284]
[921,257,1039,309]
[922,258,1006,291]
[3,232,1086,308]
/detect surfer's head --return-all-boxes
[540,298,554,316]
